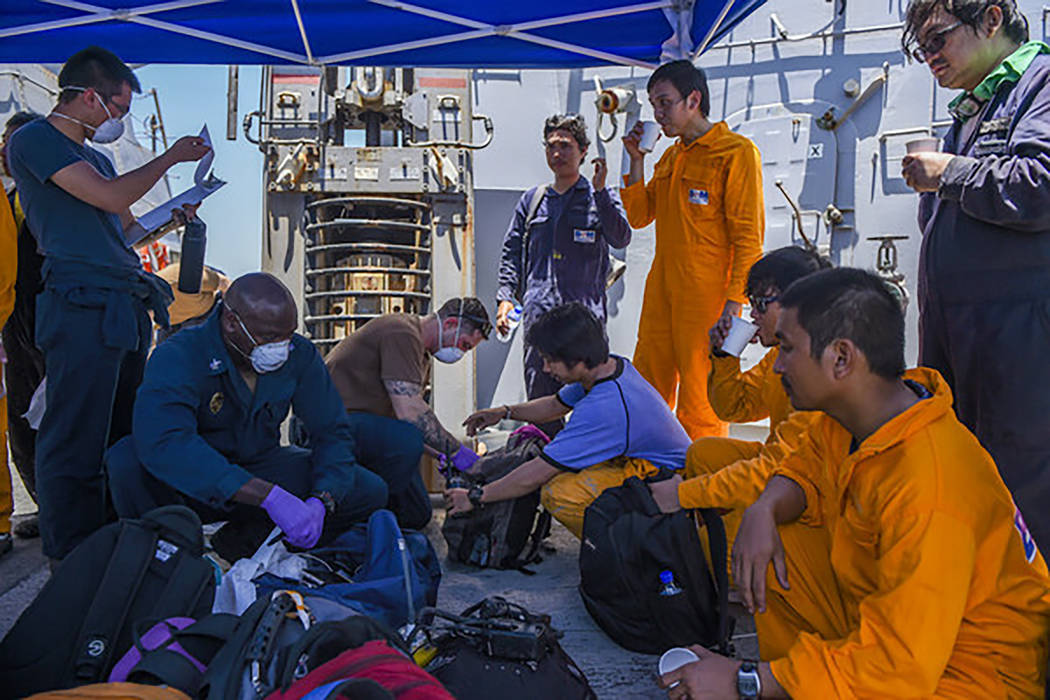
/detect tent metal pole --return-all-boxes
[1,0,219,39]
[694,0,738,58]
[288,0,315,64]
[318,28,494,64]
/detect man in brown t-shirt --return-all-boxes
[326,297,491,528]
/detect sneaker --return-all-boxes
[0,533,12,557]
[13,515,39,539]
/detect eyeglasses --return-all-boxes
[749,293,779,314]
[910,20,963,63]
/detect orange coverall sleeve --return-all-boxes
[723,143,765,304]
[771,427,827,528]
[0,193,16,328]
[770,508,977,698]
[678,411,814,510]
[707,351,775,424]
[620,151,673,229]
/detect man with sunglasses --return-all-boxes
[5,46,212,561]
[326,297,491,529]
[622,60,765,442]
[496,114,631,438]
[648,248,827,535]
[901,0,1050,551]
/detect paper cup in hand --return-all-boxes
[721,316,758,357]
[659,647,700,688]
[905,137,940,154]
[638,121,662,153]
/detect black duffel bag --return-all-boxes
[413,597,596,700]
[578,474,731,655]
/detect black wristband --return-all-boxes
[312,490,337,515]
[467,484,485,509]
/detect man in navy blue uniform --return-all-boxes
[6,46,211,560]
[902,0,1050,551]
[107,273,387,555]
[496,113,631,436]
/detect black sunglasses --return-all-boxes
[456,313,492,339]
[910,20,963,63]
[748,293,779,314]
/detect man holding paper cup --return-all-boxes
[901,0,1050,551]
[5,46,211,561]
[622,60,765,441]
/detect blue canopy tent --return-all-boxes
[0,0,767,68]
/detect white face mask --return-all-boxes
[433,301,466,364]
[232,311,291,373]
[52,87,125,144]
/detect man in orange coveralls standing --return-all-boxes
[622,60,765,439]
[659,268,1050,699]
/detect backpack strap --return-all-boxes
[696,508,731,653]
[517,184,549,300]
[504,508,552,574]
[72,521,157,683]
[127,614,240,694]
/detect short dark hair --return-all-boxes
[647,60,710,117]
[902,0,1028,57]
[543,113,590,152]
[5,111,42,133]
[778,268,905,380]
[746,246,832,298]
[437,297,492,339]
[525,302,608,369]
[58,46,141,104]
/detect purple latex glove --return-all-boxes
[450,445,480,472]
[260,486,325,548]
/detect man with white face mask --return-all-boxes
[5,46,212,561]
[106,273,388,560]
[326,297,491,529]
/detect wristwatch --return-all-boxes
[467,484,485,510]
[311,490,337,516]
[737,660,761,699]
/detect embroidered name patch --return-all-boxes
[689,189,709,205]
[573,229,596,244]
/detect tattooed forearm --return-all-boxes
[384,379,421,397]
[411,409,460,456]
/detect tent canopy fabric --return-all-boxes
[1,0,767,68]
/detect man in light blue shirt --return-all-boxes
[449,303,691,537]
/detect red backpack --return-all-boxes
[265,640,452,700]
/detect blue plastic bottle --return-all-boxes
[658,569,683,596]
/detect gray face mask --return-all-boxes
[51,87,125,144]
[232,310,291,373]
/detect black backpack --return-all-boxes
[415,597,596,700]
[441,432,551,572]
[578,475,731,655]
[0,506,217,698]
[201,592,408,699]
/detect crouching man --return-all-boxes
[661,268,1050,699]
[448,302,691,537]
[107,273,388,559]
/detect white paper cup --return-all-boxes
[638,120,662,153]
[659,647,700,687]
[905,137,940,154]
[721,316,758,357]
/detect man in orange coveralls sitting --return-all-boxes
[659,268,1050,699]
[621,60,764,440]
[649,247,828,543]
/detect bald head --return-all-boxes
[221,273,298,365]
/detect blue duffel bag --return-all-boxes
[254,509,441,628]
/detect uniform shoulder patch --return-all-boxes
[1014,508,1038,563]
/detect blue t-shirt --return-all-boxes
[7,118,139,272]
[541,356,691,471]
